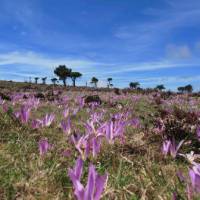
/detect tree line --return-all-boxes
[32,65,194,93]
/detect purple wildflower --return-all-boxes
[39,138,51,156]
[20,106,30,123]
[32,119,43,129]
[60,118,71,135]
[189,163,200,193]
[42,113,55,127]
[162,140,171,156]
[196,127,200,141]
[68,157,108,200]
[63,108,69,118]
[162,138,184,158]
[103,120,126,144]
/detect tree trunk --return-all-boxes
[73,79,76,87]
[63,79,67,87]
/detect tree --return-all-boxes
[54,65,72,87]
[184,84,193,93]
[155,84,165,91]
[34,77,39,84]
[70,72,82,87]
[177,86,185,93]
[42,77,47,84]
[91,77,98,88]
[51,78,58,86]
[107,78,113,88]
[129,82,140,89]
[177,85,193,93]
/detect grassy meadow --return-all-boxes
[0,81,200,200]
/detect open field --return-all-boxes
[0,81,200,200]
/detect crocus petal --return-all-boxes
[94,173,108,200]
[84,164,96,200]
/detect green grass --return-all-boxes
[0,88,198,199]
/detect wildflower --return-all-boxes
[71,134,89,159]
[162,138,184,158]
[2,104,8,112]
[32,119,43,129]
[189,163,200,193]
[103,120,126,144]
[179,151,200,165]
[76,96,85,108]
[42,113,55,127]
[20,106,30,123]
[162,140,171,156]
[68,157,108,200]
[39,138,51,156]
[71,133,101,159]
[63,108,69,118]
[0,97,5,105]
[60,118,71,135]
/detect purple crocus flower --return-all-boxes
[60,118,71,135]
[103,120,126,144]
[2,103,8,112]
[71,133,101,159]
[42,113,55,127]
[170,138,184,158]
[162,138,184,158]
[196,127,200,141]
[71,134,89,159]
[76,97,85,108]
[0,97,4,105]
[68,157,108,200]
[39,138,51,156]
[162,140,171,156]
[63,108,69,118]
[91,137,101,157]
[129,118,140,128]
[32,119,43,129]
[189,163,200,193]
[20,106,30,123]
[14,111,21,119]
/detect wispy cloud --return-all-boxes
[0,51,99,70]
[114,0,200,57]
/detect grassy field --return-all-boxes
[0,81,200,200]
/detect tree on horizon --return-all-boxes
[51,78,58,86]
[155,84,165,91]
[184,84,193,93]
[34,77,39,84]
[129,82,140,89]
[91,77,98,88]
[70,72,82,87]
[54,65,72,87]
[177,84,193,93]
[42,77,47,84]
[107,78,113,88]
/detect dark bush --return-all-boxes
[84,95,102,105]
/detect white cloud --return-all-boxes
[0,51,99,71]
[105,60,199,74]
[0,51,199,77]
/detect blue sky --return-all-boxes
[0,0,200,90]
